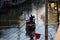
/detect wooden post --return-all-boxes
[45,0,48,40]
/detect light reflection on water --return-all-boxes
[0,25,57,40]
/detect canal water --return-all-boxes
[0,4,57,40]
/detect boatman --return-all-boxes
[29,15,35,23]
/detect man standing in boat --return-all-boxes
[29,14,35,23]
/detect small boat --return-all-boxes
[26,20,35,40]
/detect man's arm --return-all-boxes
[55,24,60,40]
